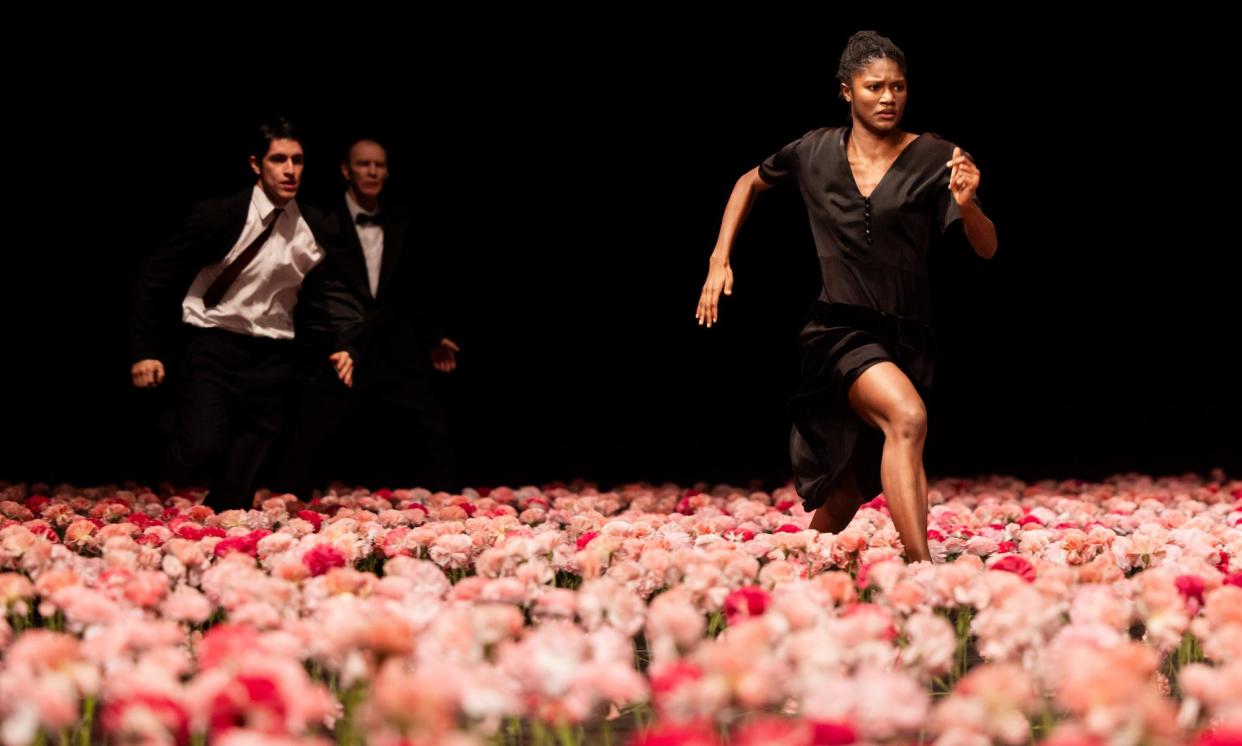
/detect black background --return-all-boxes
[7,16,1238,492]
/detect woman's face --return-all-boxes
[842,57,907,132]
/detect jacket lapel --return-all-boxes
[334,199,376,302]
[214,188,255,261]
[375,213,406,302]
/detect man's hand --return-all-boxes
[431,338,460,373]
[131,359,165,388]
[329,350,354,388]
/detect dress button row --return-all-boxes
[864,197,873,244]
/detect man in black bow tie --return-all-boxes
[272,136,460,496]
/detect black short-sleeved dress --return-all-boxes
[758,125,981,513]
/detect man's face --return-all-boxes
[341,140,389,200]
[251,138,304,204]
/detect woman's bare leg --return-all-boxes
[845,362,931,563]
[808,458,866,534]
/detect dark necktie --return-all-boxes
[355,211,381,226]
[202,208,284,308]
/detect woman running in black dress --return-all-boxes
[695,30,998,563]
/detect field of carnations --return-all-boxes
[1,472,1239,745]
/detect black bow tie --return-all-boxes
[355,212,382,226]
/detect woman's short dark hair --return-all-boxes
[836,30,907,97]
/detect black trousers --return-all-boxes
[271,361,457,498]
[166,325,294,511]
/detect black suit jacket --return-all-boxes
[129,187,359,367]
[313,196,447,382]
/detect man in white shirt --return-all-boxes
[130,118,358,511]
[272,136,460,495]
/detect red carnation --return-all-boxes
[208,673,287,735]
[650,661,704,700]
[810,720,858,745]
[1176,575,1207,611]
[723,586,770,625]
[302,544,347,576]
[101,694,190,745]
[27,524,59,542]
[175,524,204,541]
[212,530,271,559]
[296,510,323,531]
[1196,727,1242,746]
[990,555,1036,583]
[129,514,163,529]
[861,495,888,512]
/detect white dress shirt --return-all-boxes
[182,184,325,339]
[345,190,383,298]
